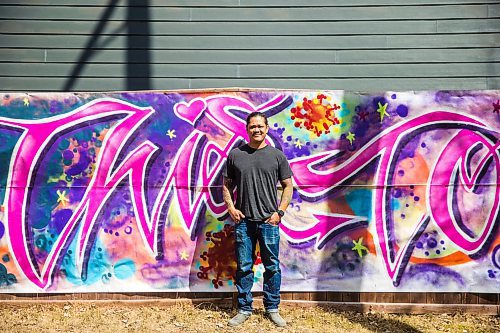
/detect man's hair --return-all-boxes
[246,112,268,126]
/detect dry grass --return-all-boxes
[0,303,498,333]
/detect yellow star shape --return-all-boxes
[352,237,368,257]
[56,190,69,206]
[179,250,189,261]
[294,139,303,149]
[166,129,176,140]
[377,102,389,121]
[346,132,355,145]
[23,97,29,106]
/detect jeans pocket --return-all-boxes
[262,223,279,244]
[235,220,247,243]
[236,229,245,243]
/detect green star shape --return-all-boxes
[346,132,355,145]
[377,102,389,121]
[352,237,368,257]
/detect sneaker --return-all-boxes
[228,312,251,327]
[266,312,287,327]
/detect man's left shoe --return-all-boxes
[266,312,287,327]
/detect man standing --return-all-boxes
[222,112,293,327]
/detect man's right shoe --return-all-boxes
[228,312,251,327]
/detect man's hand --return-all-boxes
[228,207,246,223]
[223,176,245,223]
[266,212,281,226]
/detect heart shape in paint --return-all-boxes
[174,98,207,125]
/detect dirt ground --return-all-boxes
[0,303,498,333]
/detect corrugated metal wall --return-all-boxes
[0,0,499,92]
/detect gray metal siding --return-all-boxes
[0,1,499,92]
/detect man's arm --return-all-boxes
[222,176,245,223]
[278,177,293,212]
[267,177,293,225]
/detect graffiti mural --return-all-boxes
[0,90,498,293]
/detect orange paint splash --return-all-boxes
[290,94,340,137]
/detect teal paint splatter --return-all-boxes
[338,104,351,117]
[0,263,17,286]
[391,198,401,211]
[113,259,136,280]
[60,237,111,286]
[345,189,372,221]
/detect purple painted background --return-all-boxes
[0,90,498,293]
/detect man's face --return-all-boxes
[246,116,269,145]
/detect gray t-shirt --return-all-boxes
[223,144,293,221]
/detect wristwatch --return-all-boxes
[277,210,285,218]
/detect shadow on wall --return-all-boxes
[63,0,152,91]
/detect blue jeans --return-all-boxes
[234,218,281,314]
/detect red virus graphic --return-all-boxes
[290,94,341,137]
[197,224,236,289]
